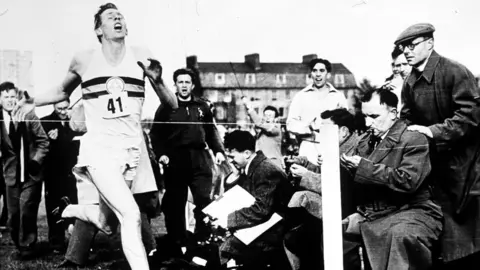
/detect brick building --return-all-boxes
[186,53,358,126]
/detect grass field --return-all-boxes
[0,195,168,270]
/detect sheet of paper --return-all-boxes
[234,213,283,245]
[202,185,255,218]
[203,185,282,245]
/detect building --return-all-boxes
[186,53,358,126]
[0,50,34,92]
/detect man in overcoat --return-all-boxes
[395,23,480,268]
[342,88,443,269]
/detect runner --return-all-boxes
[15,3,177,269]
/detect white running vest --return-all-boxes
[80,48,145,145]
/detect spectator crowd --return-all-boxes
[1,4,480,270]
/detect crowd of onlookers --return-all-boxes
[1,21,480,270]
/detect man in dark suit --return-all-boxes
[0,81,49,259]
[214,130,294,269]
[0,171,7,230]
[341,89,443,269]
[41,99,82,252]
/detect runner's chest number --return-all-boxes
[103,92,130,119]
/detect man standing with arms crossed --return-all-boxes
[395,23,480,269]
[15,3,178,269]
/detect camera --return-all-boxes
[284,155,301,186]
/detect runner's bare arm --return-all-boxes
[36,64,81,106]
[34,52,88,106]
[13,52,89,119]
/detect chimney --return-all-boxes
[245,53,261,71]
[302,54,318,65]
[186,55,198,69]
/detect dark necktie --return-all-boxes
[8,112,21,154]
[368,135,381,150]
[8,112,15,137]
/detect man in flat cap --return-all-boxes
[395,23,480,269]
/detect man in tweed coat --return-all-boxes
[342,89,443,270]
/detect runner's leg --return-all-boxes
[88,164,148,270]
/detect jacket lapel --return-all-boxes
[0,111,13,150]
[368,120,407,163]
[369,136,395,163]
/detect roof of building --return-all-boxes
[196,62,353,75]
[195,62,357,89]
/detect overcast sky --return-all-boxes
[1,0,479,117]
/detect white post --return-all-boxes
[320,124,344,270]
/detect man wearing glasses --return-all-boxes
[395,23,480,269]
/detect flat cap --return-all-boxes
[394,23,435,45]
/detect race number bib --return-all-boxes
[103,76,130,119]
[103,92,130,119]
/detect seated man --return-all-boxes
[288,109,361,218]
[214,130,294,269]
[341,88,443,270]
[285,108,362,270]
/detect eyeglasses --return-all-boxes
[398,38,429,52]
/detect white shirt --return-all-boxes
[287,83,348,162]
[287,83,348,135]
[3,110,12,135]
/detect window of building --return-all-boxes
[245,73,256,84]
[272,90,277,101]
[334,74,345,88]
[223,91,232,103]
[279,107,284,117]
[276,74,287,84]
[207,91,218,103]
[215,73,226,84]
[215,105,227,120]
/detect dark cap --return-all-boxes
[394,23,435,45]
